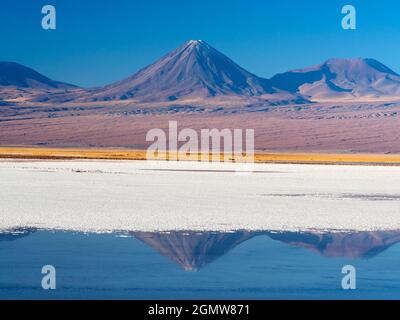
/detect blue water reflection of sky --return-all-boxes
[1,230,400,299]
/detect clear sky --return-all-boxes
[1,0,399,87]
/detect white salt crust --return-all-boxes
[0,160,399,233]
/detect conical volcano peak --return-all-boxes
[183,39,211,52]
[187,39,205,46]
[79,39,287,102]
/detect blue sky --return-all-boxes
[1,0,399,87]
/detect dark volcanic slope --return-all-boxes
[0,62,76,90]
[270,58,400,101]
[80,40,300,102]
[0,61,78,101]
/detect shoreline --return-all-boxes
[1,146,400,166]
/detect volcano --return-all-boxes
[81,40,302,103]
[0,61,77,101]
[270,58,400,101]
[0,62,75,89]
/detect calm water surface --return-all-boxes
[1,229,400,299]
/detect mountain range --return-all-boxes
[270,58,400,101]
[2,40,400,105]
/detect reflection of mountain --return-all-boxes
[133,230,400,271]
[0,228,36,242]
[133,231,257,271]
[268,230,400,259]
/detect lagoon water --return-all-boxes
[1,229,400,299]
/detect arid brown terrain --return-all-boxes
[1,100,400,153]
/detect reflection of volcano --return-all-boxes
[133,230,400,271]
[133,231,257,271]
[0,228,36,242]
[268,230,400,259]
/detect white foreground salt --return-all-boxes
[0,160,399,232]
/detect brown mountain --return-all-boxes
[270,58,400,101]
[0,62,77,101]
[65,40,306,104]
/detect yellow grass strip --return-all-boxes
[0,147,400,165]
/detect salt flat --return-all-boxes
[0,160,399,233]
